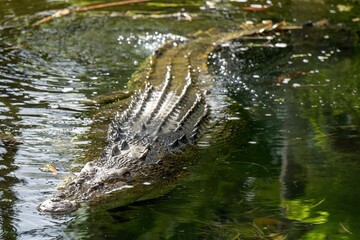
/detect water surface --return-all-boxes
[0,0,359,239]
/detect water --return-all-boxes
[0,0,360,239]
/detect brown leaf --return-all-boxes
[276,71,307,84]
[40,164,58,174]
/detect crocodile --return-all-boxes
[38,21,296,214]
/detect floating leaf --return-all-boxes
[276,71,307,85]
[40,164,58,174]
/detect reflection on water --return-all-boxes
[0,3,223,238]
[0,9,163,240]
[0,0,359,239]
[209,24,360,239]
[0,137,19,239]
[0,27,94,239]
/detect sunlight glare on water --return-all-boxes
[118,32,187,51]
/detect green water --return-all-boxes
[0,0,359,239]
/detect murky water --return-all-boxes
[0,0,359,239]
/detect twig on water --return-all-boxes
[32,0,150,27]
[339,222,352,235]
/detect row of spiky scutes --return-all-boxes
[155,58,193,133]
[97,40,211,174]
[107,82,153,143]
[146,64,172,125]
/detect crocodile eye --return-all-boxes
[74,177,85,186]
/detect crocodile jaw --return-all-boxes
[38,162,133,214]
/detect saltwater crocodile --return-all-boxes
[38,21,297,214]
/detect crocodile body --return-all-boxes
[38,22,284,214]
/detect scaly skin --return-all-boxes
[38,22,289,214]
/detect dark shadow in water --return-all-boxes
[0,108,21,239]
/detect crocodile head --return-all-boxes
[38,161,133,214]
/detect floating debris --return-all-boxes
[39,164,58,174]
[337,4,352,12]
[242,4,270,11]
[32,0,151,26]
[275,43,287,48]
[339,222,352,235]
